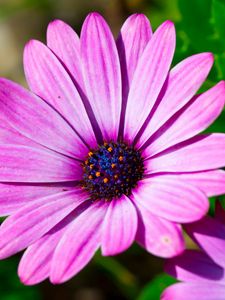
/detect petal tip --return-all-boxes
[18,269,35,286]
[163,20,175,30]
[205,52,214,65]
[87,11,102,20]
[50,273,67,285]
[24,39,42,53]
[47,19,66,30]
[19,276,33,286]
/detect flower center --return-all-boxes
[81,142,144,200]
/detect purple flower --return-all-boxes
[0,12,225,285]
[162,202,225,300]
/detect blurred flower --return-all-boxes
[0,12,225,285]
[162,202,225,300]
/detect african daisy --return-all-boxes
[0,12,225,285]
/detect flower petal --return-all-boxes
[145,134,225,172]
[0,145,82,182]
[135,202,184,258]
[147,81,225,156]
[0,183,75,216]
[0,78,88,160]
[18,200,88,285]
[162,170,225,197]
[0,189,87,259]
[123,20,175,142]
[50,201,108,284]
[185,216,225,269]
[80,12,122,141]
[132,176,209,223]
[101,195,138,256]
[138,53,214,149]
[117,14,152,137]
[47,19,83,89]
[0,117,38,147]
[165,249,225,283]
[23,40,97,148]
[161,283,225,300]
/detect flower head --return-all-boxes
[162,202,225,300]
[0,12,225,285]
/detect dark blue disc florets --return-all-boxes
[82,142,144,200]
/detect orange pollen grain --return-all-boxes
[111,163,116,168]
[96,171,101,177]
[103,178,109,183]
[108,147,113,152]
[88,175,93,179]
[88,151,93,157]
[119,156,123,161]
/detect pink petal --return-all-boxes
[0,183,75,216]
[0,117,39,147]
[138,53,214,149]
[18,199,88,285]
[50,201,108,284]
[147,81,225,156]
[145,134,225,172]
[80,12,121,141]
[185,216,225,269]
[163,170,225,197]
[23,40,97,149]
[165,250,225,283]
[0,189,87,259]
[123,20,175,143]
[0,144,82,182]
[0,78,88,160]
[132,176,209,223]
[135,201,185,258]
[47,19,84,89]
[101,195,138,256]
[117,14,152,137]
[161,283,225,300]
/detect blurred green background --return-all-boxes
[0,0,225,299]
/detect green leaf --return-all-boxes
[214,53,225,80]
[212,0,225,47]
[178,0,222,53]
[137,273,177,300]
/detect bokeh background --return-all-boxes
[0,0,225,299]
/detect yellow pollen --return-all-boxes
[103,178,109,183]
[108,147,113,152]
[104,142,108,146]
[88,175,93,179]
[111,163,116,168]
[85,160,88,165]
[114,174,118,179]
[96,171,101,177]
[90,164,94,169]
[119,156,123,161]
[88,151,93,157]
